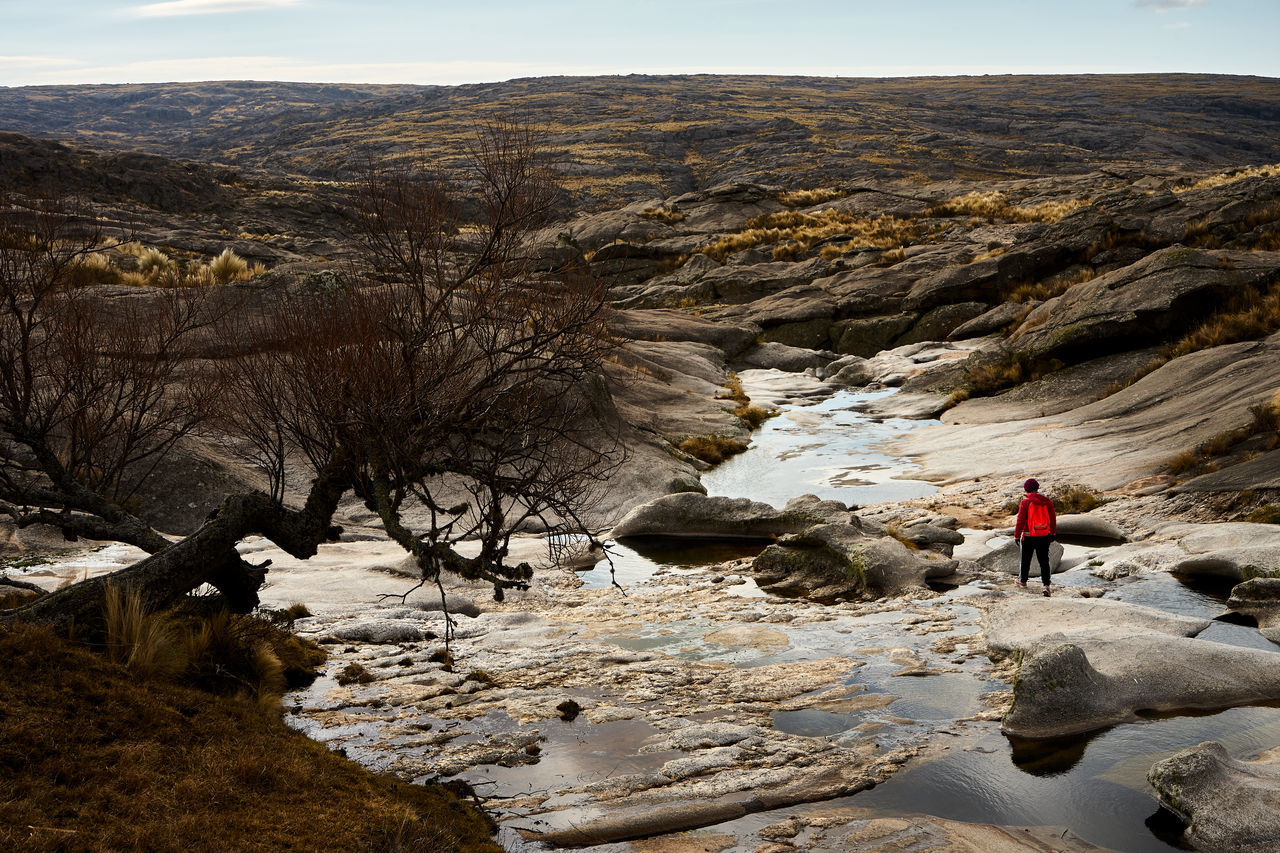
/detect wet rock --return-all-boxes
[1002,637,1280,739]
[899,522,965,555]
[645,722,763,751]
[610,493,823,540]
[1227,577,1280,643]
[976,539,1065,575]
[1148,741,1280,853]
[751,523,956,600]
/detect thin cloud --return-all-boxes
[1135,0,1207,9]
[134,0,302,18]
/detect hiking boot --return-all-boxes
[1015,580,1026,588]
[1043,585,1052,597]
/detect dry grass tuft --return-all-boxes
[779,187,845,207]
[1048,483,1102,514]
[678,434,750,465]
[927,191,1086,223]
[209,248,250,284]
[697,209,921,262]
[104,585,186,681]
[1005,267,1097,303]
[639,206,685,223]
[1170,282,1280,358]
[1175,162,1280,194]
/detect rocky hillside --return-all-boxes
[5,74,1280,208]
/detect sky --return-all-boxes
[1,0,1278,88]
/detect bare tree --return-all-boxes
[3,121,620,631]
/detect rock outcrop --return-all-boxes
[751,520,957,600]
[1227,577,1280,643]
[609,493,831,540]
[1002,637,1280,738]
[1148,741,1280,853]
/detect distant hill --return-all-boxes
[2,74,1279,208]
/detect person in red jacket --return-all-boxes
[1014,477,1057,596]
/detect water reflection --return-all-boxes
[702,389,939,508]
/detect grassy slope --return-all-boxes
[0,624,501,853]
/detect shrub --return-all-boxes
[735,404,774,429]
[1048,483,1102,514]
[873,246,908,267]
[209,248,250,284]
[336,662,375,685]
[678,434,749,464]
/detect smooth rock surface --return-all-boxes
[1148,741,1280,853]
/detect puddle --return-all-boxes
[576,538,768,589]
[457,717,677,800]
[702,389,939,508]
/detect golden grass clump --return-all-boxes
[67,250,122,287]
[678,434,749,465]
[1005,267,1097,303]
[1169,282,1280,358]
[779,187,845,207]
[698,209,921,262]
[209,247,250,284]
[1175,162,1280,194]
[639,206,686,223]
[135,247,173,278]
[927,191,1086,223]
[104,585,187,681]
[1048,483,1102,514]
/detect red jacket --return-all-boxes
[1015,492,1057,540]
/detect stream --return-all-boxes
[563,377,1280,851]
[263,372,1280,853]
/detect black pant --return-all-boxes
[1020,536,1053,585]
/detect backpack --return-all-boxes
[1027,500,1052,536]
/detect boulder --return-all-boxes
[896,302,989,346]
[1148,741,1280,853]
[610,309,761,358]
[751,522,957,600]
[948,300,1033,340]
[899,521,966,555]
[976,539,1065,575]
[1002,637,1280,738]
[1171,546,1280,582]
[609,493,824,540]
[1227,577,1280,643]
[830,313,916,357]
[736,342,832,372]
